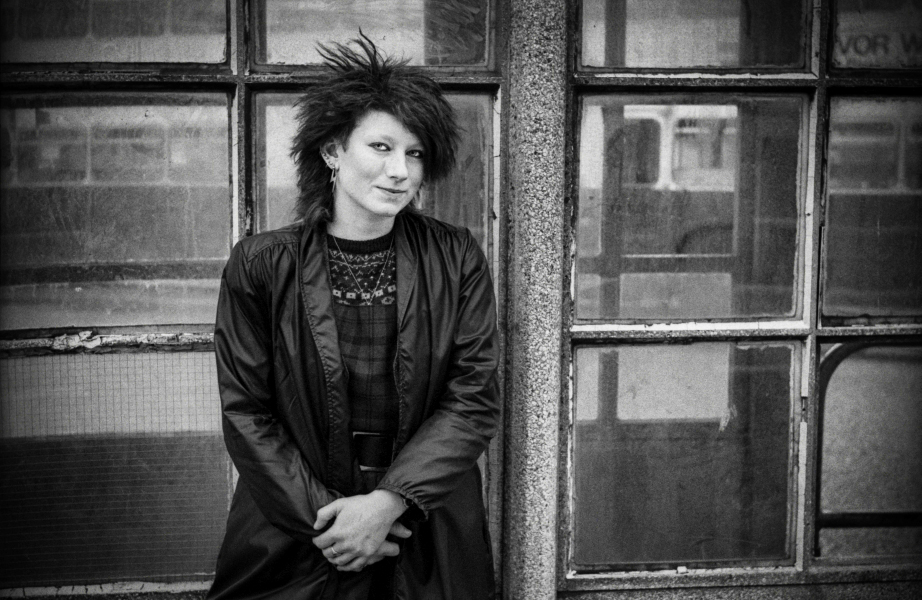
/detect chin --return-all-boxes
[375,205,408,218]
[372,197,413,215]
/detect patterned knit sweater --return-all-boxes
[326,231,399,438]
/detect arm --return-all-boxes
[216,241,340,544]
[377,231,500,516]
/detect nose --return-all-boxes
[385,153,408,181]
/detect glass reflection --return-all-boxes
[820,345,922,514]
[573,342,795,567]
[0,95,231,329]
[823,98,922,318]
[577,96,802,320]
[1,0,226,63]
[0,353,228,585]
[256,93,493,249]
[819,528,922,559]
[581,0,805,68]
[260,0,489,66]
[818,343,922,558]
[833,0,922,69]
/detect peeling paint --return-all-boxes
[0,332,214,356]
[0,582,210,598]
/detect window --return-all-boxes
[823,98,922,319]
[0,92,231,586]
[1,94,230,330]
[817,343,922,560]
[0,0,499,590]
[3,0,919,596]
[256,0,490,67]
[1,0,227,64]
[564,0,921,592]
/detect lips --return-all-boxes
[378,186,407,195]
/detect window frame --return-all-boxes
[559,0,922,592]
[0,0,506,592]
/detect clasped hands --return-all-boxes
[312,489,411,572]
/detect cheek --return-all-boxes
[342,161,376,188]
[409,164,425,188]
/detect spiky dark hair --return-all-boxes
[290,34,459,228]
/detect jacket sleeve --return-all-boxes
[215,241,341,543]
[378,231,500,517]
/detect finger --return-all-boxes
[337,556,367,572]
[312,531,334,548]
[314,502,341,531]
[328,551,353,565]
[388,522,412,539]
[378,541,400,557]
[323,546,346,561]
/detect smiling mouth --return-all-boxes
[378,187,407,194]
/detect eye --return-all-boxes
[370,142,390,151]
[407,149,425,159]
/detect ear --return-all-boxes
[320,140,341,165]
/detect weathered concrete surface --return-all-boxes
[502,0,568,599]
[560,580,922,600]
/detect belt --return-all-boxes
[353,431,396,473]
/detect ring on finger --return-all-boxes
[331,547,340,557]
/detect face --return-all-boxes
[325,110,425,234]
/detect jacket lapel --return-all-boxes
[393,215,420,448]
[394,215,418,330]
[298,224,353,494]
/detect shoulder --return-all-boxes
[400,213,490,288]
[224,224,302,290]
[400,212,477,254]
[232,223,302,263]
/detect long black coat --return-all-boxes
[207,213,500,600]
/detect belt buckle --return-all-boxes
[352,431,395,473]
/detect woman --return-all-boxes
[207,36,499,600]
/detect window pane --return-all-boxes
[576,96,803,320]
[820,345,922,514]
[581,0,806,68]
[258,0,490,66]
[819,528,922,559]
[573,342,796,568]
[822,98,922,318]
[0,94,231,329]
[0,353,227,586]
[1,0,226,63]
[833,0,922,69]
[255,92,493,249]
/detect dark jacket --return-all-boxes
[207,213,499,600]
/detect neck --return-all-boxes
[327,215,396,241]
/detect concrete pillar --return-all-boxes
[502,0,568,598]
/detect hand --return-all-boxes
[312,490,411,572]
